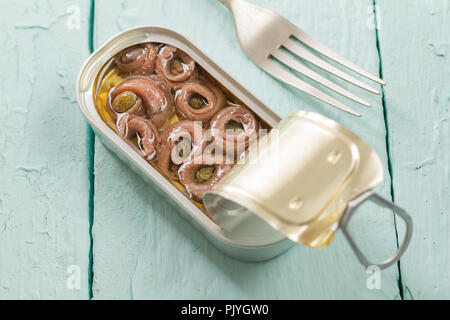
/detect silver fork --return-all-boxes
[217,0,386,117]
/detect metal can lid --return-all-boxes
[204,111,412,268]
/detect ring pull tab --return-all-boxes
[340,191,413,270]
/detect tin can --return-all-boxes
[77,26,412,267]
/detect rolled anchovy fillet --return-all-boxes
[175,77,225,123]
[117,114,160,160]
[106,76,172,128]
[209,106,259,158]
[114,43,159,75]
[157,120,205,180]
[156,45,198,90]
[178,154,233,201]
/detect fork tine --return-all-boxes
[272,50,372,107]
[291,28,386,85]
[284,39,381,95]
[263,59,362,116]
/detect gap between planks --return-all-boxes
[87,0,96,301]
[372,0,407,300]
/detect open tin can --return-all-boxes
[77,26,412,268]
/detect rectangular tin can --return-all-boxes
[77,26,412,267]
[77,26,294,261]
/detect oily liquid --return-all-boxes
[93,47,271,214]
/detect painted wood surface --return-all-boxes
[91,0,400,299]
[1,0,448,300]
[376,0,450,299]
[0,0,92,298]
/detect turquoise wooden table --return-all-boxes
[0,0,448,300]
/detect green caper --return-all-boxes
[195,166,215,184]
[225,120,244,135]
[111,91,138,113]
[171,58,184,74]
[176,139,192,158]
[189,94,206,109]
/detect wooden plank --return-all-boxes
[92,0,401,299]
[376,0,450,299]
[0,0,92,299]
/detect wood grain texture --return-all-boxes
[376,0,450,299]
[0,0,92,299]
[92,0,401,299]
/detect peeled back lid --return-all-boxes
[203,111,384,248]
